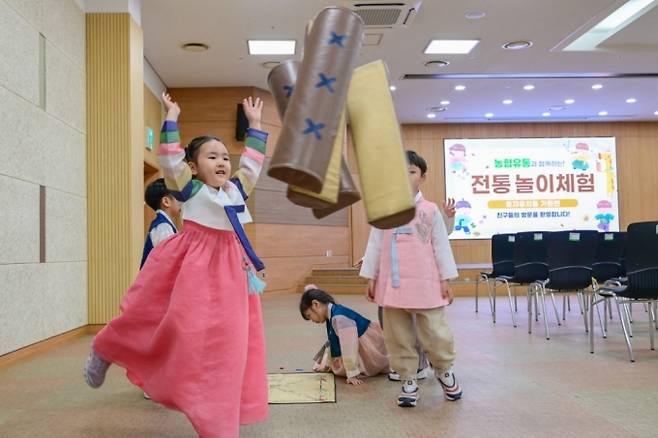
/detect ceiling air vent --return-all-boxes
[348,1,422,28]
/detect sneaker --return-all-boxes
[143,392,151,400]
[436,368,462,401]
[388,366,431,381]
[84,349,110,389]
[397,379,419,407]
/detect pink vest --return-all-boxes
[375,199,448,309]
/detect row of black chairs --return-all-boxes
[475,222,658,361]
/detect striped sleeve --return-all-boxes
[230,127,267,197]
[156,120,195,201]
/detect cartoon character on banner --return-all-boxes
[454,199,474,235]
[571,142,590,171]
[448,143,468,178]
[594,200,615,232]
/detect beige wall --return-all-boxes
[0,0,86,355]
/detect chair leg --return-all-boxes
[550,292,561,326]
[615,298,635,362]
[580,291,589,333]
[475,276,480,313]
[603,299,609,332]
[576,292,588,333]
[491,280,497,324]
[567,295,571,312]
[608,299,613,320]
[562,294,567,321]
[595,298,607,339]
[623,301,634,337]
[503,280,517,328]
[527,284,533,335]
[589,292,595,353]
[629,302,634,323]
[540,286,550,340]
[649,301,655,351]
[514,287,518,312]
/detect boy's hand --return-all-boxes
[442,198,456,218]
[243,96,263,130]
[366,279,376,302]
[441,280,454,305]
[346,376,364,386]
[162,92,180,121]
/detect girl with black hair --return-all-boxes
[300,285,389,385]
[84,93,269,438]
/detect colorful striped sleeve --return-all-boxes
[156,120,196,201]
[230,127,267,197]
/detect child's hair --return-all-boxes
[406,150,427,176]
[144,178,172,212]
[299,287,336,320]
[185,135,223,163]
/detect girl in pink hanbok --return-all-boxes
[84,93,269,438]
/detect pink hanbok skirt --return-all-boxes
[93,220,267,438]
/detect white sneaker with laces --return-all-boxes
[397,379,419,407]
[436,368,463,401]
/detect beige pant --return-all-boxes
[383,307,456,381]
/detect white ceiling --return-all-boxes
[141,0,658,123]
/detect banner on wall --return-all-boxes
[443,137,619,239]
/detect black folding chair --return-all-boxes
[532,230,599,340]
[590,222,658,362]
[496,231,551,333]
[592,232,627,334]
[476,233,517,326]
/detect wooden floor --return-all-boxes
[1,294,658,437]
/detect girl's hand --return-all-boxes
[442,198,456,218]
[441,280,454,305]
[162,92,180,121]
[366,279,376,302]
[346,376,364,386]
[243,96,263,130]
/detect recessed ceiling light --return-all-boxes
[598,110,608,116]
[523,84,535,91]
[389,85,397,91]
[181,43,209,52]
[502,40,533,50]
[440,100,451,105]
[424,60,450,68]
[549,105,566,111]
[454,85,466,91]
[428,106,447,113]
[502,99,513,105]
[261,61,280,69]
[424,40,479,54]
[248,40,296,55]
[626,97,637,103]
[465,11,486,20]
[542,112,551,117]
[654,110,658,115]
[564,98,575,104]
[484,112,494,118]
[592,84,603,90]
[426,113,437,119]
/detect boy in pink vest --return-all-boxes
[360,150,462,407]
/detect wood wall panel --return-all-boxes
[87,14,144,323]
[261,256,349,292]
[246,224,348,258]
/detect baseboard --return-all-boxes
[0,325,100,368]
